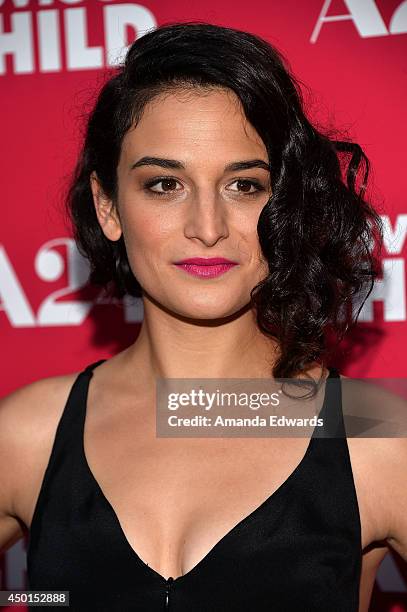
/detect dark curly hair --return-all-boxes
[65,21,383,385]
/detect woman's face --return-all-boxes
[92,86,272,319]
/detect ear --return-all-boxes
[90,171,122,241]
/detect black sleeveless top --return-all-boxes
[27,360,362,611]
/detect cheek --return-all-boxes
[235,219,263,264]
[120,208,172,270]
[240,232,268,281]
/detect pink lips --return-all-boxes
[173,257,239,278]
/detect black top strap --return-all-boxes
[81,359,107,376]
[312,365,344,438]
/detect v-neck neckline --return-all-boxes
[79,362,337,586]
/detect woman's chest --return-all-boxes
[72,424,377,580]
[26,422,365,610]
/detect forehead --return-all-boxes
[120,87,267,164]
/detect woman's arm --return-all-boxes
[342,376,407,561]
[0,387,32,553]
[0,374,78,554]
[382,436,407,560]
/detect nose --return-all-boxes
[183,190,229,246]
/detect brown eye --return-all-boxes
[144,177,183,195]
[227,179,265,195]
[237,180,253,193]
[158,178,178,192]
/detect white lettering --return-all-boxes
[389,0,407,34]
[65,7,103,70]
[0,12,34,74]
[311,0,388,43]
[37,9,61,71]
[0,0,31,8]
[358,258,406,322]
[104,3,156,66]
[0,245,36,327]
[35,238,93,326]
[382,215,407,255]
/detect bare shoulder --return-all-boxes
[0,370,80,536]
[339,374,407,560]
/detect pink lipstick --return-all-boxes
[173,257,239,278]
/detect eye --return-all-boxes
[143,177,267,198]
[227,179,265,196]
[143,177,183,195]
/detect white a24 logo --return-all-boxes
[311,0,407,42]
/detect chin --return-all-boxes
[171,299,250,322]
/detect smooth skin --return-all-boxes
[0,87,406,611]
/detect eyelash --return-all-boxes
[142,177,266,198]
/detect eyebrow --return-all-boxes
[130,156,270,172]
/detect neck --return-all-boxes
[123,294,280,385]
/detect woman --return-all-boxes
[0,21,406,612]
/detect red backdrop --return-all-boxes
[1,0,406,609]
